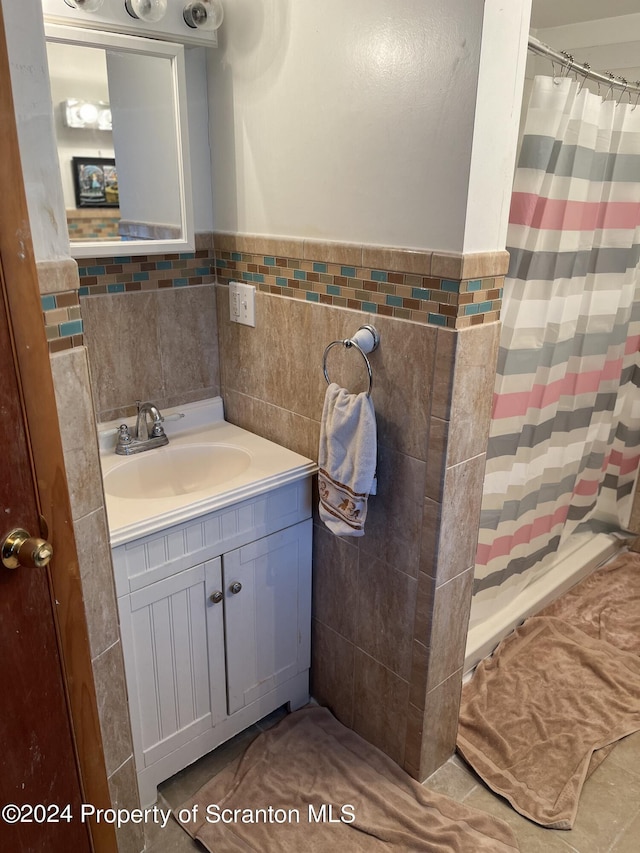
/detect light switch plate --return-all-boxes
[229,281,256,327]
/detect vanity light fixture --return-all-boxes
[63,99,112,131]
[183,0,224,31]
[124,0,168,23]
[63,0,105,11]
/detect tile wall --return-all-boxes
[48,345,143,853]
[215,280,499,778]
[41,233,502,800]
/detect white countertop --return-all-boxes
[99,397,317,546]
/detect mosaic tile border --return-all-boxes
[76,250,216,296]
[39,235,506,352]
[41,289,84,352]
[215,248,503,329]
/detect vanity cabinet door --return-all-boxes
[223,519,312,715]
[121,557,226,768]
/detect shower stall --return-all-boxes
[466,41,640,671]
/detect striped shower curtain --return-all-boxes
[473,75,640,625]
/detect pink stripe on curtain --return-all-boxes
[476,505,571,566]
[492,360,626,419]
[510,193,640,231]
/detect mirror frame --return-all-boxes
[45,23,195,259]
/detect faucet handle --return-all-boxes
[150,421,166,438]
[117,424,132,447]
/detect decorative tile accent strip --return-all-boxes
[41,290,84,350]
[76,250,215,297]
[213,236,505,329]
[39,235,502,354]
[67,210,120,241]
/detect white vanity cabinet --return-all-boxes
[111,478,313,807]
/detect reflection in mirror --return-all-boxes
[45,25,194,258]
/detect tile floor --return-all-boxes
[143,705,640,853]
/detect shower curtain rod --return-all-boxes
[528,35,640,98]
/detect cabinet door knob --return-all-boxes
[209,590,223,604]
[229,581,242,595]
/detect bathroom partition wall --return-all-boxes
[473,74,640,633]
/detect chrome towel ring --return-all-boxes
[322,324,380,397]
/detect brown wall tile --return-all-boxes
[303,239,363,266]
[432,453,488,586]
[82,287,221,420]
[50,348,104,519]
[37,258,79,294]
[419,669,465,778]
[425,568,474,692]
[107,757,144,853]
[352,651,410,766]
[92,642,135,778]
[311,620,355,729]
[446,322,500,467]
[356,556,418,681]
[368,315,437,460]
[460,251,510,279]
[312,525,359,643]
[359,446,426,578]
[72,508,119,659]
[431,328,457,420]
[361,246,432,276]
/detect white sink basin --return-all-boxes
[99,397,317,546]
[104,444,252,500]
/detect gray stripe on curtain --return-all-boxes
[480,472,583,530]
[496,328,631,375]
[486,399,619,460]
[507,244,640,280]
[518,135,640,182]
[473,536,562,593]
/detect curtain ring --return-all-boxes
[577,63,590,94]
[604,72,616,101]
[616,78,628,105]
[631,85,640,112]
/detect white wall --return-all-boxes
[3,0,69,260]
[46,42,114,211]
[207,0,531,254]
[463,0,532,254]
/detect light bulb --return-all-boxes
[64,0,105,11]
[124,0,168,23]
[183,0,224,31]
[78,103,99,124]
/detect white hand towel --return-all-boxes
[318,383,377,537]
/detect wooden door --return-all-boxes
[0,4,115,851]
[0,265,91,851]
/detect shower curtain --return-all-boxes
[473,74,640,625]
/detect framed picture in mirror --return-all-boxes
[72,156,119,208]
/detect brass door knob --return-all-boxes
[1,528,54,570]
[209,590,223,604]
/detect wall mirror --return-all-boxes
[44,24,194,258]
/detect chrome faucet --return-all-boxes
[115,400,169,455]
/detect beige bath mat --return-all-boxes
[457,615,640,829]
[176,705,519,851]
[539,551,640,653]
